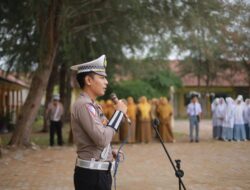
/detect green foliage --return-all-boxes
[221,0,250,82]
[60,0,181,73]
[0,0,39,73]
[168,0,249,89]
[110,69,182,101]
[112,80,159,101]
[1,0,249,92]
[145,70,182,92]
[103,57,182,100]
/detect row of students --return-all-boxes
[211,95,250,141]
[99,96,174,143]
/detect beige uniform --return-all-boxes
[70,55,123,189]
[71,93,116,161]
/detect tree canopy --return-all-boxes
[0,0,249,146]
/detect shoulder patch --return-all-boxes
[86,104,97,117]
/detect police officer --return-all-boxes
[70,55,127,190]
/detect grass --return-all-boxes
[0,118,71,147]
[0,118,187,147]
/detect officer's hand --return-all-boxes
[114,100,127,114]
[112,149,125,161]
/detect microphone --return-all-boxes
[110,93,131,125]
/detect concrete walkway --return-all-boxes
[0,120,250,190]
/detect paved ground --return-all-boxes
[0,120,250,190]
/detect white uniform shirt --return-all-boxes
[243,104,250,124]
[248,106,250,124]
[53,105,61,121]
[223,98,235,128]
[216,102,226,127]
[234,103,245,125]
[47,102,64,122]
[187,102,202,116]
[211,98,219,126]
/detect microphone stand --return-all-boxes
[152,119,186,190]
[113,119,132,190]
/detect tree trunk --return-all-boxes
[0,136,2,158]
[59,62,73,144]
[65,71,72,122]
[66,70,73,144]
[247,76,250,97]
[68,127,73,144]
[59,62,66,106]
[59,62,72,123]
[242,59,250,97]
[197,55,202,89]
[9,0,62,147]
[41,63,58,132]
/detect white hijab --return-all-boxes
[243,98,250,123]
[211,98,219,112]
[234,95,245,124]
[224,97,235,128]
[217,98,226,117]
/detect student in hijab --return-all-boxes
[216,98,226,140]
[243,98,250,140]
[211,98,219,139]
[233,95,247,141]
[156,97,174,143]
[137,96,152,143]
[120,96,137,143]
[221,97,235,141]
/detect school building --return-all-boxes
[0,70,29,132]
[170,61,250,118]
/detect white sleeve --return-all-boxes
[186,104,191,115]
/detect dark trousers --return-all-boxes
[74,166,112,190]
[49,120,63,146]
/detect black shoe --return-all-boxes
[190,139,193,143]
[195,140,199,143]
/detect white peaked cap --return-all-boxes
[53,94,60,100]
[70,55,107,76]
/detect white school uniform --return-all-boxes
[216,98,226,139]
[211,98,219,139]
[233,96,246,141]
[222,97,235,140]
